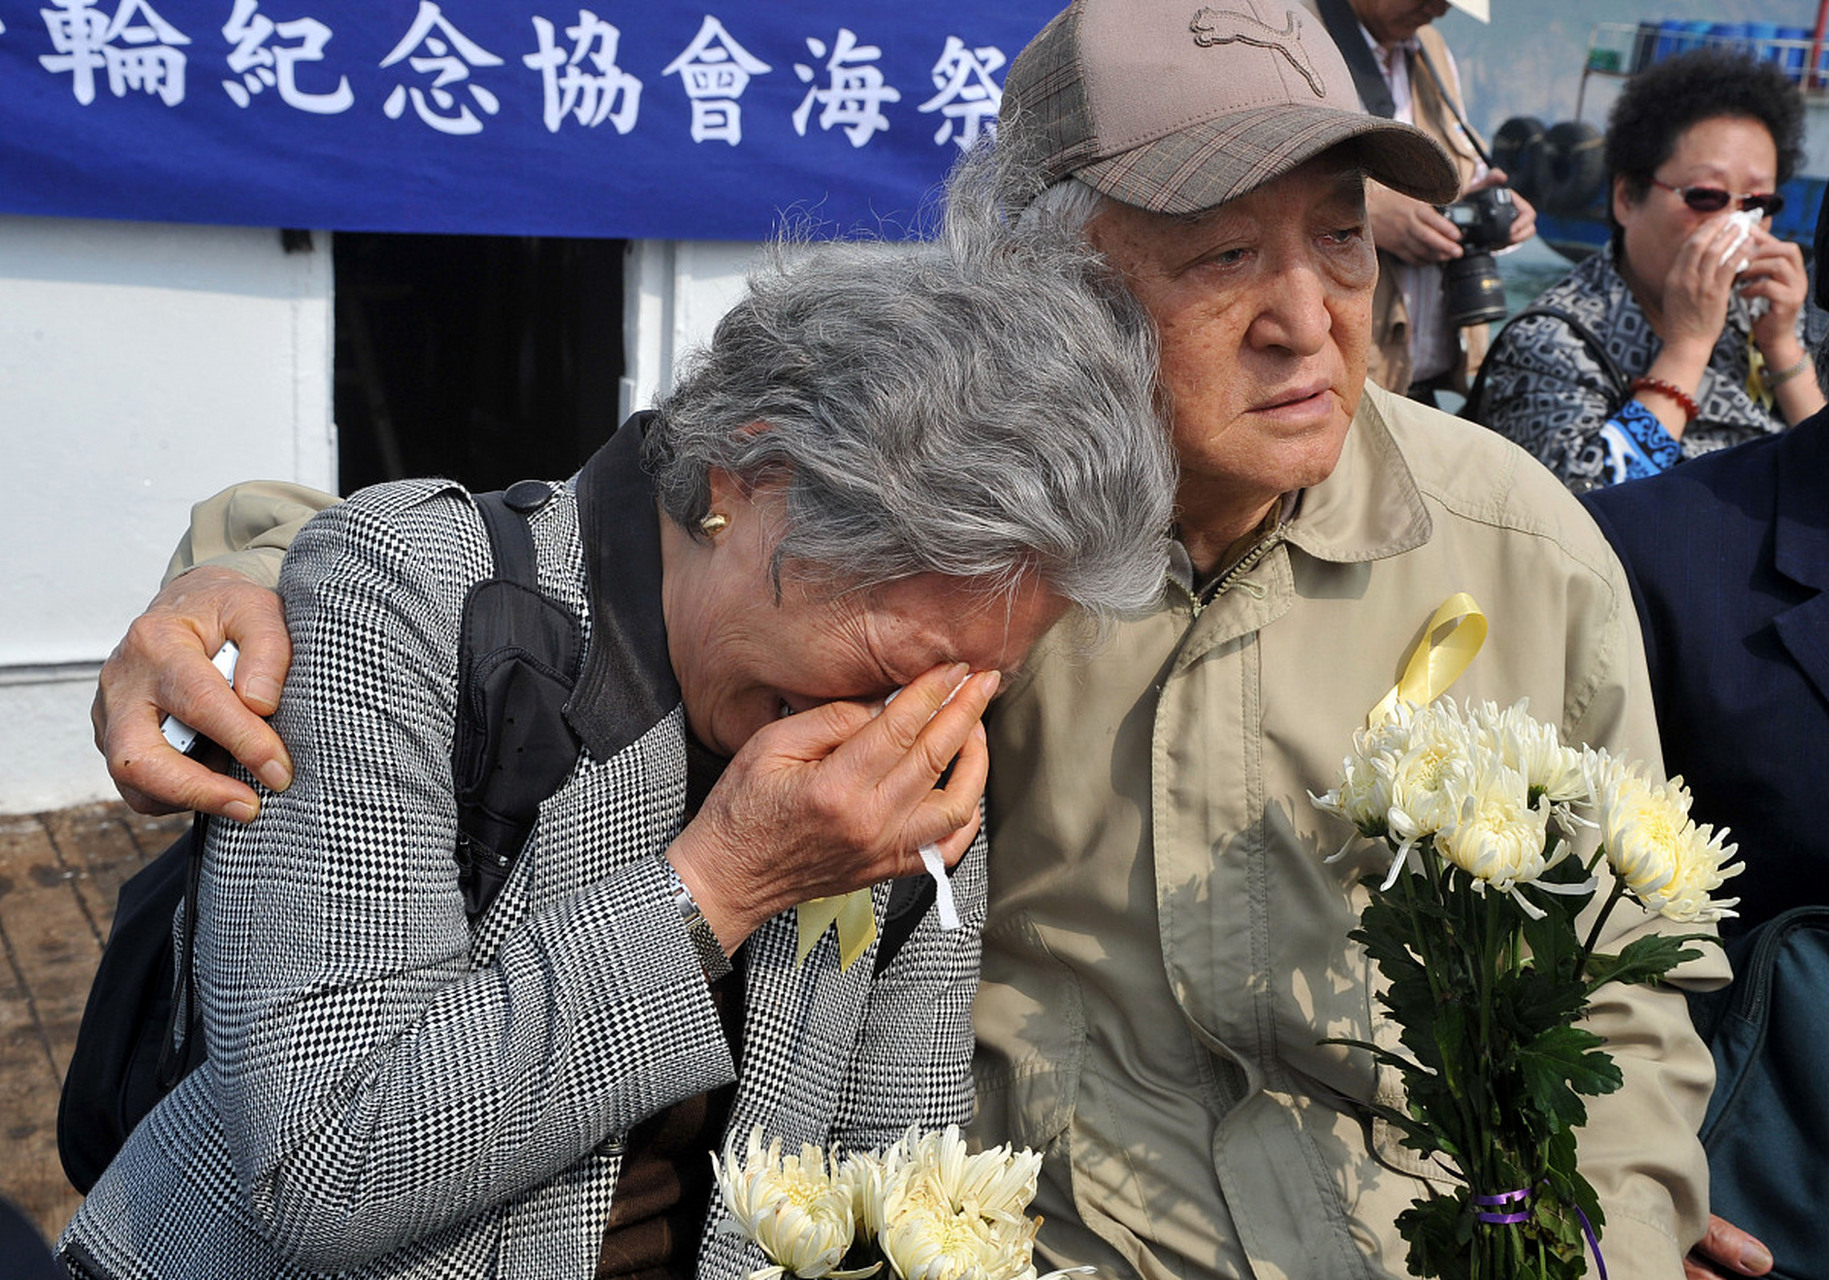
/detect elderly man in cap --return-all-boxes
[971,2,1717,1278]
[92,3,1723,1278]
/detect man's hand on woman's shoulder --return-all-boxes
[93,564,293,821]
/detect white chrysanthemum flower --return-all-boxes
[713,1127,870,1280]
[836,1148,889,1240]
[1483,699,1591,803]
[936,1132,1040,1227]
[1596,769,1744,923]
[878,1202,1036,1280]
[877,1127,1042,1226]
[1312,718,1407,839]
[1382,702,1478,849]
[1432,756,1557,893]
[1315,700,1492,890]
[859,1127,1056,1280]
[1582,745,1629,805]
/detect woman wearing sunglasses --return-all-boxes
[1470,48,1822,492]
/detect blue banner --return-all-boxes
[0,0,1057,238]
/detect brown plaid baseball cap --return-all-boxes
[1001,0,1460,214]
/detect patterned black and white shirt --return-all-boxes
[1472,241,1788,493]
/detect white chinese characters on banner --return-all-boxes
[220,0,353,113]
[524,9,641,135]
[918,35,1003,148]
[380,0,503,135]
[40,0,190,106]
[662,15,769,146]
[21,9,1008,159]
[792,28,900,148]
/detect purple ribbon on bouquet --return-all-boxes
[1472,1188,1531,1225]
[1473,1188,1609,1280]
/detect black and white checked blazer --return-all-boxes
[61,420,987,1279]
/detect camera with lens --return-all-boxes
[1438,186,1518,327]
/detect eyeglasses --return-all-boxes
[1649,177,1785,218]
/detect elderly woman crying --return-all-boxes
[61,198,1175,1280]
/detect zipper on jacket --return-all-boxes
[1183,530,1283,617]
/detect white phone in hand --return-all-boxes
[159,640,241,756]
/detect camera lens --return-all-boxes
[1443,251,1508,327]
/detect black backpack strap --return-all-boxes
[155,813,209,1090]
[475,484,541,591]
[452,483,584,919]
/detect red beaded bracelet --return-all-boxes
[1629,376,1699,425]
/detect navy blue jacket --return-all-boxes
[1583,410,1829,936]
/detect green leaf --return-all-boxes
[1516,1024,1621,1130]
[1399,1192,1474,1280]
[1496,967,1590,1041]
[1539,1130,1606,1235]
[1585,933,1714,992]
[1539,851,1598,889]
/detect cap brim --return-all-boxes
[1074,107,1461,216]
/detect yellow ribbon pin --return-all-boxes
[1367,592,1488,726]
[1747,335,1775,414]
[795,889,877,971]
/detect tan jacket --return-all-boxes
[162,479,327,587]
[973,385,1721,1280]
[1366,24,1489,396]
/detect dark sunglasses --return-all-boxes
[1649,177,1785,218]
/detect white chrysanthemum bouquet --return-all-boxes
[1311,696,1740,1280]
[712,1124,1093,1280]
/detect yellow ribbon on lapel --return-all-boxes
[1367,593,1488,725]
[1747,335,1775,414]
[795,889,877,971]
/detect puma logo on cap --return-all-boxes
[1188,6,1324,98]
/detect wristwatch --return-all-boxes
[657,856,733,982]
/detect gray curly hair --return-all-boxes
[643,148,1174,624]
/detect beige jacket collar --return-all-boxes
[1281,385,1434,567]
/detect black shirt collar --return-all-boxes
[565,413,684,763]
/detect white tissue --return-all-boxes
[883,683,966,929]
[918,843,961,930]
[1719,208,1759,266]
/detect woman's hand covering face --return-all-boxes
[1735,225,1810,354]
[1655,211,1766,355]
[665,661,1002,954]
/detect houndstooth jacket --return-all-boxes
[60,420,986,1279]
